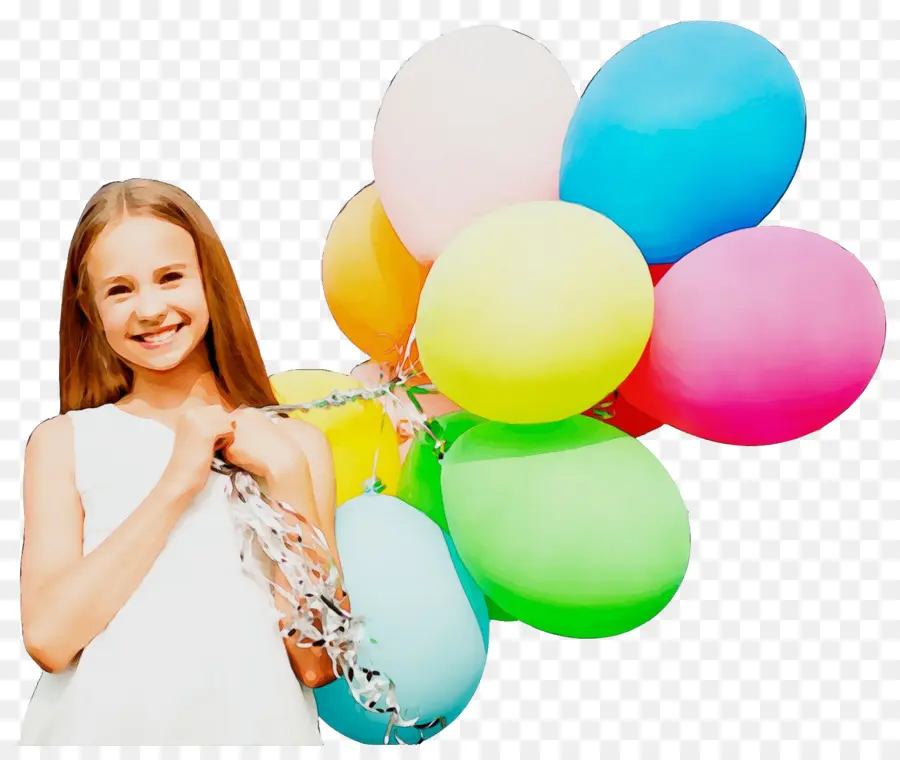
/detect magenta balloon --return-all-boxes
[619,226,886,445]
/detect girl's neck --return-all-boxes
[124,347,226,413]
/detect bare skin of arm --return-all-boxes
[264,420,349,688]
[20,416,196,673]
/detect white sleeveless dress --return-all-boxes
[20,403,323,746]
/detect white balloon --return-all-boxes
[373,25,577,263]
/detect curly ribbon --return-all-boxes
[214,373,447,745]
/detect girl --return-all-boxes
[19,178,343,746]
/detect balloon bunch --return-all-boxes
[275,21,886,745]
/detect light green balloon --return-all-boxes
[397,411,486,533]
[441,415,691,639]
[397,411,518,623]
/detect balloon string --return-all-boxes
[364,390,388,495]
[397,323,418,379]
[373,328,421,383]
[370,329,446,453]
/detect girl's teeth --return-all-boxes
[143,327,178,344]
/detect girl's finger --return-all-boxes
[216,430,236,449]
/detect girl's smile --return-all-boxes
[130,322,185,348]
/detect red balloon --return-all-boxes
[649,263,673,285]
[581,391,662,437]
[579,263,671,437]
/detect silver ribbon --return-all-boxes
[212,382,448,744]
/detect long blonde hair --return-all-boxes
[58,178,279,414]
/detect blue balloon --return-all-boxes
[559,21,806,265]
[314,493,490,745]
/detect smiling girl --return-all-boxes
[19,178,341,746]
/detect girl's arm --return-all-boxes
[20,416,196,673]
[279,421,341,576]
[264,421,348,688]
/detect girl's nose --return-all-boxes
[132,286,169,321]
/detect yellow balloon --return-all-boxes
[268,369,401,507]
[416,201,654,424]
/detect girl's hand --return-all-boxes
[221,408,304,481]
[162,404,236,500]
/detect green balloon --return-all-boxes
[397,411,518,623]
[485,597,516,622]
[441,415,691,639]
[396,411,486,533]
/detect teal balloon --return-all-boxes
[441,531,489,651]
[441,416,691,639]
[560,20,806,265]
[397,411,485,533]
[314,493,489,745]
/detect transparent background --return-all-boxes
[1,0,897,757]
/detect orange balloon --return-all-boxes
[322,183,430,365]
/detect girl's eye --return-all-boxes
[107,285,128,297]
[160,272,183,284]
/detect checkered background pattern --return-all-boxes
[1,0,897,756]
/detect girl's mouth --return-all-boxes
[132,324,184,347]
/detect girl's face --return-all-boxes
[86,216,211,373]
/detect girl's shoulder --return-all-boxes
[24,414,79,489]
[25,405,115,463]
[28,404,141,498]
[26,413,73,457]
[275,416,329,445]
[28,412,69,437]
[272,416,333,463]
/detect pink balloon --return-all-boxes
[619,226,886,445]
[372,25,578,263]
